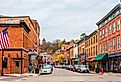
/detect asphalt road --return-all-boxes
[2,68,121,82]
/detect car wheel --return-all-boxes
[77,69,80,73]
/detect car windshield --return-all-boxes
[42,66,50,69]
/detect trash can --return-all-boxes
[96,68,99,73]
[35,68,39,74]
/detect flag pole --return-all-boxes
[1,49,4,76]
[1,25,11,76]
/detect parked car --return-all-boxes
[73,65,82,72]
[55,65,63,68]
[66,65,73,70]
[77,65,90,73]
[43,64,53,71]
[40,65,52,74]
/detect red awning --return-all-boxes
[81,60,85,63]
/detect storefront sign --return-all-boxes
[0,19,20,24]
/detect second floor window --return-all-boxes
[117,36,120,50]
[117,19,120,31]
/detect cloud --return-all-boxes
[0,0,119,41]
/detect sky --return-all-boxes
[0,0,119,42]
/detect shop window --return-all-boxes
[3,58,7,68]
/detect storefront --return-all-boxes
[108,52,121,73]
[72,58,79,65]
[94,53,108,72]
[79,54,86,65]
[86,58,95,71]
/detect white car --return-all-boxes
[40,65,52,74]
[77,65,90,73]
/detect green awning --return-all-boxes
[94,54,108,61]
[74,58,79,61]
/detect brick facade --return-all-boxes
[0,16,40,74]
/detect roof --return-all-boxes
[85,30,98,40]
[96,4,121,26]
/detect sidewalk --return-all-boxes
[5,73,39,77]
[90,71,121,76]
[0,73,39,81]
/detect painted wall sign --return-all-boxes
[0,19,20,24]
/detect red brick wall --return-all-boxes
[98,15,121,54]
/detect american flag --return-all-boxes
[0,28,10,49]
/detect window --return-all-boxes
[94,37,95,44]
[91,47,92,56]
[117,36,120,50]
[100,31,102,37]
[116,10,120,15]
[109,25,112,35]
[89,48,90,57]
[91,38,93,45]
[112,22,116,33]
[96,35,98,43]
[102,30,105,38]
[113,38,116,50]
[93,46,95,56]
[102,43,105,53]
[105,42,108,52]
[117,19,120,31]
[89,40,90,46]
[109,39,113,52]
[96,45,97,55]
[3,58,7,68]
[105,28,107,37]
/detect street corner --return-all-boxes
[22,73,39,77]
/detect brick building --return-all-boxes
[77,39,86,64]
[85,30,98,71]
[0,16,40,74]
[96,4,121,72]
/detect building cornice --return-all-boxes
[96,4,121,27]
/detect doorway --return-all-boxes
[14,60,21,74]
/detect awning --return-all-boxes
[108,52,121,58]
[94,53,108,61]
[81,60,85,63]
[74,58,79,61]
[87,58,95,62]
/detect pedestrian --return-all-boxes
[28,63,32,73]
[99,66,104,75]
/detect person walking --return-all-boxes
[28,63,32,73]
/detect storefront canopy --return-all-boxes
[74,58,79,61]
[108,52,121,58]
[94,53,108,61]
[87,58,95,62]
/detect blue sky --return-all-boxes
[0,0,119,42]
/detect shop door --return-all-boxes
[15,60,21,74]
